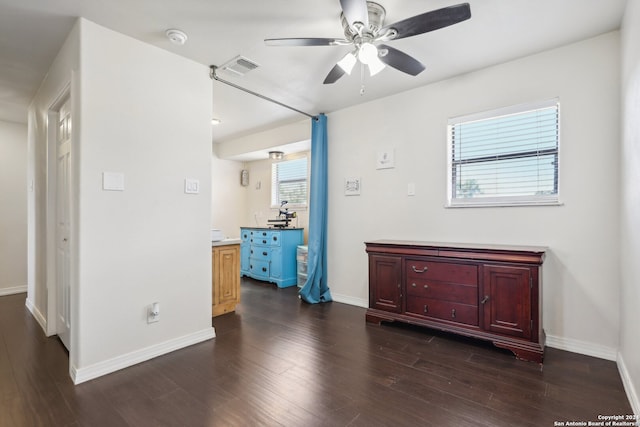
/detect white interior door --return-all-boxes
[56,99,72,350]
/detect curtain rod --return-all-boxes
[209,66,317,121]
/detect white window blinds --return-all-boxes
[271,157,308,207]
[447,100,560,207]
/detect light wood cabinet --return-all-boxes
[212,243,240,317]
[365,240,546,363]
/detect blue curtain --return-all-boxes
[299,114,332,304]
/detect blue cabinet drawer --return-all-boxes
[251,236,270,246]
[250,231,281,246]
[249,259,270,279]
[250,247,270,260]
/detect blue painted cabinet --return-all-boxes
[240,227,304,288]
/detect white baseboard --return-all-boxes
[25,297,48,334]
[0,284,27,296]
[545,334,618,361]
[71,327,216,385]
[618,353,640,416]
[330,292,368,308]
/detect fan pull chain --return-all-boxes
[360,63,366,96]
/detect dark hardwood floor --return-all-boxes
[0,278,633,426]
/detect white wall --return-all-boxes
[28,19,214,383]
[326,32,621,358]
[620,0,640,414]
[215,119,309,159]
[211,153,246,239]
[0,120,27,295]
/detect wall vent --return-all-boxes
[219,56,259,76]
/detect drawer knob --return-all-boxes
[424,304,429,313]
[262,267,267,272]
[412,265,428,273]
[480,295,490,304]
[262,240,267,244]
[263,251,268,256]
[451,309,456,318]
[424,284,429,289]
[411,283,416,287]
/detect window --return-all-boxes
[271,157,308,207]
[447,99,559,207]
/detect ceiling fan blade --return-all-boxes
[265,38,350,47]
[323,64,346,84]
[378,45,425,76]
[340,0,369,28]
[382,3,471,41]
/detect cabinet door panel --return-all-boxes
[483,265,531,339]
[240,243,250,273]
[217,246,240,305]
[369,255,402,313]
[270,247,283,278]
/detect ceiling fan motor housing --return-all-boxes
[341,1,386,39]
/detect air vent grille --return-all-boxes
[219,56,259,76]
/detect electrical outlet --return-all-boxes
[147,302,160,323]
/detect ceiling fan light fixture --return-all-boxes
[337,51,357,74]
[358,42,378,65]
[367,57,385,76]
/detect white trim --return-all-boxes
[545,334,617,361]
[25,297,48,334]
[446,200,564,209]
[0,285,27,296]
[71,327,216,385]
[618,353,640,416]
[448,98,560,125]
[330,292,368,308]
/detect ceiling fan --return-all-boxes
[265,0,471,84]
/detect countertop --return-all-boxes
[211,238,241,247]
[240,227,304,230]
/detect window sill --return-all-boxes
[445,200,563,209]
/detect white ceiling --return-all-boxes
[0,0,628,144]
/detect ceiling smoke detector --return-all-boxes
[218,55,260,77]
[165,29,188,45]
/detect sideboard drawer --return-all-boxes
[406,297,479,326]
[406,260,478,286]
[406,280,478,305]
[250,247,271,260]
[249,259,270,279]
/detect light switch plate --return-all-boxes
[184,178,200,194]
[103,172,125,191]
